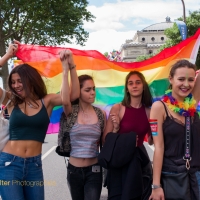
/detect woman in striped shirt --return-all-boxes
[62,74,107,200]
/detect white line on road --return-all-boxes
[42,146,57,160]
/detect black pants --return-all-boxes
[67,162,102,200]
[109,195,141,200]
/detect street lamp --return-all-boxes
[181,0,186,23]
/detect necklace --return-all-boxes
[79,105,91,123]
[26,101,38,109]
[27,101,33,108]
[162,90,200,117]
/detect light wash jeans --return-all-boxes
[0,152,44,200]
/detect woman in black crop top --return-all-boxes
[149,60,200,200]
[0,42,79,200]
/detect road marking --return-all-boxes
[42,146,57,160]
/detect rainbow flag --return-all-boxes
[15,28,200,133]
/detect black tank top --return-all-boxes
[9,100,50,143]
[161,101,200,172]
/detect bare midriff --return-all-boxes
[2,140,42,158]
[69,157,98,167]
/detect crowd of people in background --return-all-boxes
[0,42,200,200]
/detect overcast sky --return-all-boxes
[64,0,199,54]
[1,0,199,87]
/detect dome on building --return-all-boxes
[142,17,173,32]
[120,17,174,62]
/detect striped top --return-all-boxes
[70,122,101,158]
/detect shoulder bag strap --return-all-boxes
[61,104,79,167]
[65,104,79,131]
[93,106,105,150]
[183,116,192,170]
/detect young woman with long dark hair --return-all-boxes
[102,71,153,200]
[0,42,79,200]
[61,74,107,200]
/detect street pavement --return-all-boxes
[0,134,153,200]
[42,134,154,200]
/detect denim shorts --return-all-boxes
[0,152,44,200]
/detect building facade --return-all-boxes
[120,17,174,62]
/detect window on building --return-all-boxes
[142,37,145,42]
[161,37,164,41]
[151,37,155,41]
[149,50,153,54]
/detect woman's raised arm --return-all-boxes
[0,42,18,67]
[0,41,19,104]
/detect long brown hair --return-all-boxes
[169,59,196,89]
[8,64,47,106]
[121,71,152,107]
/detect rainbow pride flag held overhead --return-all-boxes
[15,28,200,133]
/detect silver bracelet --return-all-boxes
[151,184,162,189]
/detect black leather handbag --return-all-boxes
[161,116,192,200]
[161,171,190,200]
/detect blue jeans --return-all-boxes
[0,152,44,200]
[67,162,102,200]
[195,171,200,199]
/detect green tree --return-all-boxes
[158,9,200,68]
[0,0,94,88]
[135,54,154,62]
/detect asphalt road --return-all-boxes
[42,134,154,200]
[0,134,154,200]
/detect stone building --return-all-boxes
[120,17,174,62]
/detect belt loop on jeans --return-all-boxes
[12,155,16,162]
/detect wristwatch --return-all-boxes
[151,184,162,189]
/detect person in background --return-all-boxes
[149,60,200,200]
[0,41,79,200]
[61,74,107,200]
